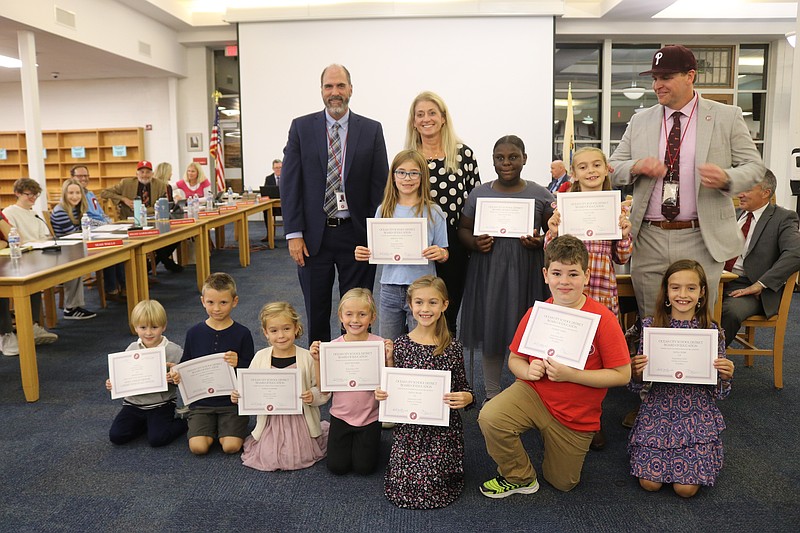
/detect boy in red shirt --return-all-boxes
[478,235,631,496]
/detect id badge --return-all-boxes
[662,181,679,207]
[335,191,349,211]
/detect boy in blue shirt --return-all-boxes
[173,272,255,455]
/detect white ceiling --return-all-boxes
[0,0,796,84]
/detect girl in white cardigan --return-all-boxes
[232,302,330,471]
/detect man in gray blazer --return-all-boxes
[610,45,764,318]
[721,170,800,346]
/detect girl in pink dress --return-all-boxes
[233,302,330,471]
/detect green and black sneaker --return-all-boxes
[479,475,540,498]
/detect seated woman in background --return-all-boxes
[173,162,211,201]
[70,168,126,301]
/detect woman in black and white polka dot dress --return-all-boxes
[405,91,480,335]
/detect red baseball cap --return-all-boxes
[640,45,698,75]
[137,160,153,170]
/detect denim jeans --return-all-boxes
[379,284,415,342]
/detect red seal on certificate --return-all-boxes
[393,254,401,261]
[266,404,274,412]
[547,348,555,356]
[348,380,357,387]
[409,412,418,420]
[500,228,507,234]
[586,229,594,237]
[207,387,215,394]
[133,352,140,360]
[674,371,683,379]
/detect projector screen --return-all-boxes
[238,16,554,190]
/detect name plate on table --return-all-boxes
[557,191,622,241]
[319,341,384,391]
[642,328,718,385]
[473,198,537,238]
[199,210,220,217]
[366,218,427,265]
[517,301,601,370]
[128,229,160,237]
[174,352,237,405]
[220,205,239,213]
[107,347,167,400]
[237,368,303,416]
[170,218,196,226]
[87,239,124,250]
[379,367,451,427]
[236,201,256,207]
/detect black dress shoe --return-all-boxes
[590,428,607,451]
[162,258,184,273]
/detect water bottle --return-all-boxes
[81,213,91,242]
[189,195,199,219]
[133,196,143,226]
[8,227,21,259]
[204,188,213,209]
[140,204,148,227]
[227,187,235,206]
[155,197,169,221]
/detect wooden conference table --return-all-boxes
[0,242,139,402]
[3,199,279,402]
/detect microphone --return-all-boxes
[34,214,62,253]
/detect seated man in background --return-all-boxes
[547,160,570,194]
[721,169,800,346]
[101,161,182,273]
[261,158,282,243]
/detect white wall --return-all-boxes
[0,78,176,170]
[176,46,214,183]
[238,17,555,189]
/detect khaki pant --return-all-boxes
[478,381,593,492]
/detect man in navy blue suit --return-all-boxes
[281,64,389,342]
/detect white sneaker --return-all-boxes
[1,332,19,356]
[32,324,58,345]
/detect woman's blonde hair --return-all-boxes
[259,301,303,339]
[58,178,87,226]
[184,162,207,185]
[338,287,377,321]
[404,91,461,174]
[153,162,172,183]
[130,299,168,329]
[569,147,612,192]
[380,150,434,221]
[406,275,451,356]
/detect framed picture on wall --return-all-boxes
[187,133,203,152]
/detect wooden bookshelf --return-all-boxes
[0,128,144,208]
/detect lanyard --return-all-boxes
[327,124,348,184]
[663,97,698,177]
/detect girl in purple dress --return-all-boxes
[628,260,735,498]
[375,275,473,509]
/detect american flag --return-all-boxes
[210,105,225,193]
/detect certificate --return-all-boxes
[107,347,167,400]
[516,301,601,370]
[557,190,622,241]
[473,198,536,238]
[367,218,427,265]
[642,328,718,385]
[378,367,451,427]
[174,353,237,405]
[320,341,384,391]
[237,368,303,416]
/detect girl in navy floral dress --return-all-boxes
[375,275,473,509]
[628,260,735,498]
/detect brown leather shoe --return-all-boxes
[622,409,638,429]
[590,428,606,451]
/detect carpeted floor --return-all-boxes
[1,222,798,532]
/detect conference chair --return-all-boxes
[726,271,798,390]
